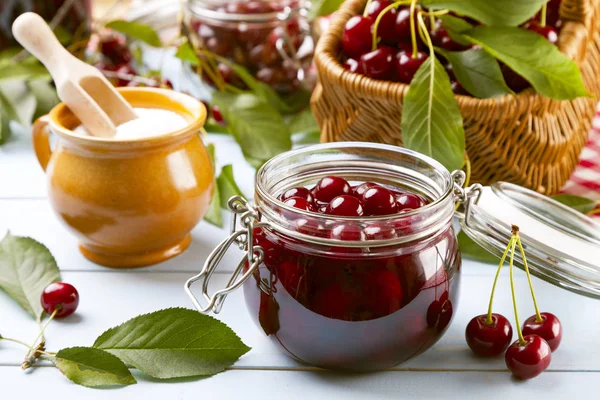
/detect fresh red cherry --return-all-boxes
[522,312,562,352]
[100,35,132,65]
[465,314,513,357]
[342,16,373,58]
[40,282,79,318]
[395,51,428,84]
[395,7,416,39]
[326,195,364,216]
[353,182,379,197]
[361,186,398,215]
[525,22,558,44]
[430,26,469,51]
[362,268,403,317]
[364,222,397,240]
[502,65,530,93]
[360,46,395,80]
[366,0,399,45]
[451,80,468,95]
[212,105,225,125]
[343,58,364,74]
[329,223,366,241]
[281,187,314,203]
[284,196,316,212]
[313,176,351,202]
[396,192,424,210]
[505,335,552,380]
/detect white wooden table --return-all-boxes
[1,129,598,399]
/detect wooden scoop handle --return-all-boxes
[12,13,71,80]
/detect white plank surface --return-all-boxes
[1,129,598,398]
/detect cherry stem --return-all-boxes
[417,12,434,55]
[517,236,543,323]
[371,0,412,51]
[588,208,600,216]
[463,152,471,188]
[486,235,515,325]
[429,13,435,29]
[363,0,374,17]
[0,337,32,349]
[27,309,57,358]
[409,0,419,58]
[509,227,526,344]
[540,3,547,28]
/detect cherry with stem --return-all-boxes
[465,235,514,357]
[505,225,552,380]
[517,235,563,352]
[371,0,412,51]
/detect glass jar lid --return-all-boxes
[460,182,600,298]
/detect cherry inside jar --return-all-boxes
[184,0,315,94]
[242,143,462,371]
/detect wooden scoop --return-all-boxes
[12,13,137,138]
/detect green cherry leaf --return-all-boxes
[288,107,320,136]
[175,42,200,65]
[421,0,548,26]
[93,308,251,379]
[551,194,600,215]
[212,92,292,168]
[309,0,345,19]
[462,26,590,100]
[54,347,136,388]
[438,15,473,46]
[401,56,465,172]
[217,164,245,209]
[203,143,223,227]
[457,231,498,263]
[0,81,37,127]
[28,78,60,120]
[0,232,61,318]
[0,62,49,81]
[436,48,513,98]
[104,20,162,47]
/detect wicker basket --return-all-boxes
[311,0,600,194]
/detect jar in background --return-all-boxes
[183,0,315,94]
[0,0,91,50]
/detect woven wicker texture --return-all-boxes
[311,0,600,194]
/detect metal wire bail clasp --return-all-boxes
[451,170,483,228]
[185,196,265,314]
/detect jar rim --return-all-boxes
[255,142,456,247]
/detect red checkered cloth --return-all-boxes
[560,104,600,217]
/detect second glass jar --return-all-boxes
[183,0,315,94]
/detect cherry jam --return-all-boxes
[184,0,314,94]
[244,174,461,370]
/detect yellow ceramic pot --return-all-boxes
[32,87,213,268]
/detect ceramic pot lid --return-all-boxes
[460,182,600,299]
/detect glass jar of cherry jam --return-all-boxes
[183,0,315,94]
[187,143,465,371]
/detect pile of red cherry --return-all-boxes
[280,175,427,221]
[341,0,562,94]
[88,31,172,89]
[189,0,312,94]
